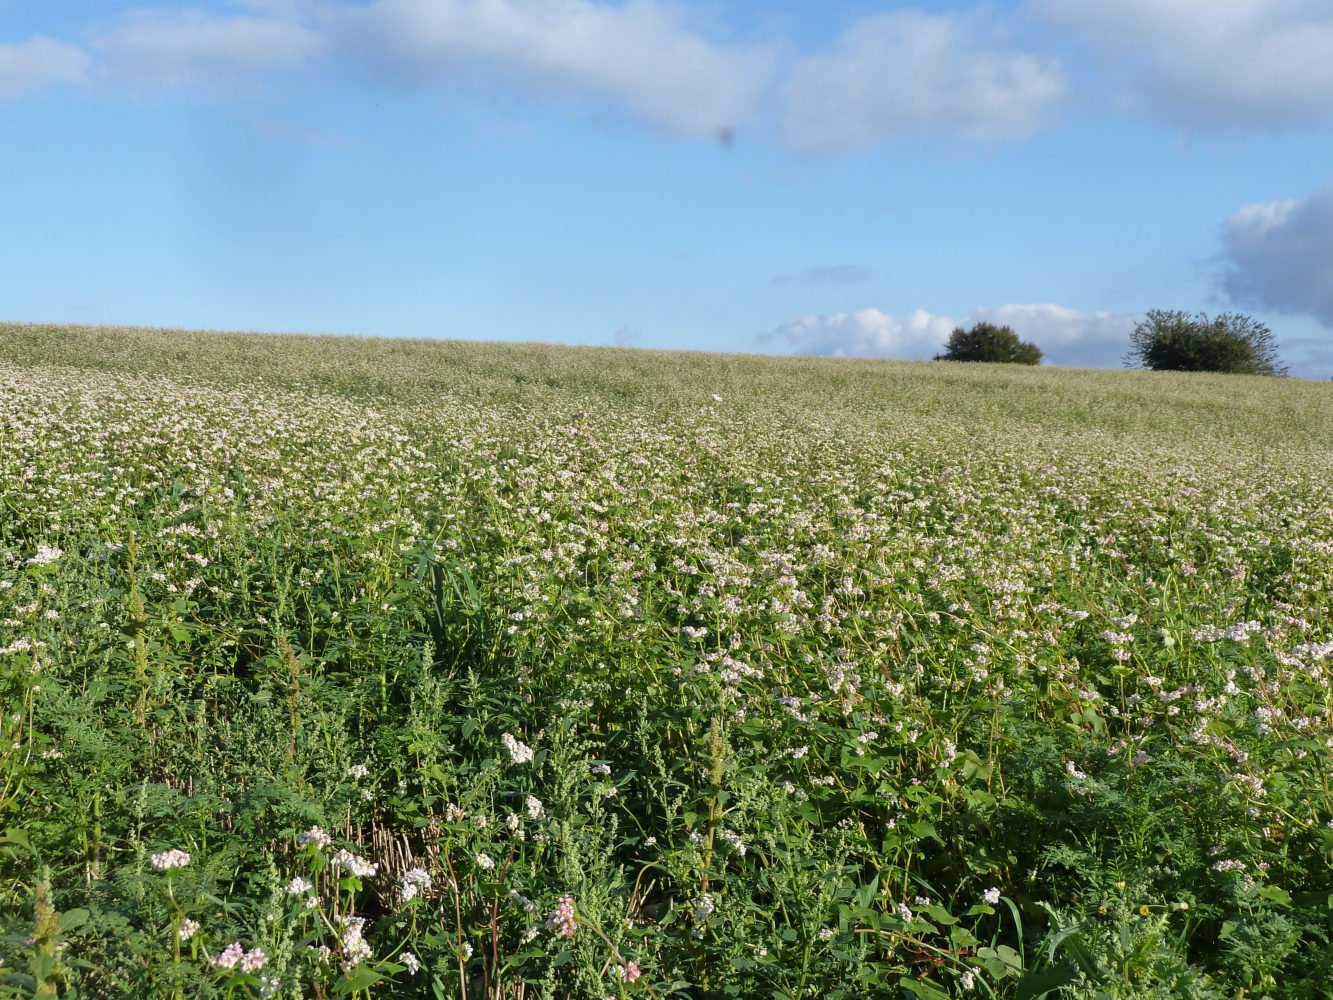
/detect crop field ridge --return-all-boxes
[1,322,1332,998]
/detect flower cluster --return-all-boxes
[296,827,332,849]
[338,916,372,968]
[546,895,576,939]
[501,732,534,765]
[150,849,191,871]
[211,942,266,972]
[398,867,432,903]
[330,849,379,878]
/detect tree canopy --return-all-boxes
[1125,310,1287,376]
[935,323,1042,365]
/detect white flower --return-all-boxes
[982,887,1001,906]
[26,545,63,566]
[475,852,495,870]
[501,733,534,764]
[720,828,747,856]
[296,827,332,849]
[524,795,545,820]
[177,918,200,942]
[339,916,372,967]
[330,849,378,878]
[693,893,715,924]
[401,950,421,974]
[347,763,369,780]
[284,876,313,895]
[399,867,432,903]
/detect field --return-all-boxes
[2,323,1332,999]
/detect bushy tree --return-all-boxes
[1125,310,1287,376]
[935,323,1042,365]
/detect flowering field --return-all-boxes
[2,323,1332,999]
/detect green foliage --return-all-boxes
[1125,310,1288,375]
[935,323,1043,365]
[0,323,1331,997]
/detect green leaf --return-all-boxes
[1256,885,1291,907]
[336,964,385,993]
[31,954,55,983]
[908,821,943,845]
[899,976,951,1000]
[918,904,958,926]
[59,909,89,933]
[1017,965,1081,1000]
[978,944,1024,978]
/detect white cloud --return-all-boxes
[966,304,1136,368]
[341,0,775,139]
[1224,189,1333,325]
[1034,0,1333,126]
[780,10,1067,152]
[766,308,956,360]
[0,36,89,101]
[768,303,1136,367]
[95,8,326,90]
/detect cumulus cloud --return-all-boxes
[94,7,326,90]
[766,308,956,360]
[767,303,1136,367]
[781,10,1067,152]
[1223,189,1333,325]
[1034,0,1333,127]
[0,36,89,101]
[965,304,1137,368]
[339,0,775,139]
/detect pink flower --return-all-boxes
[211,942,244,969]
[240,947,267,972]
[618,961,642,982]
[546,895,576,939]
[151,849,190,871]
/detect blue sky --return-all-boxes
[3,1,1333,377]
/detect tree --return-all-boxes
[935,322,1042,365]
[1125,310,1287,376]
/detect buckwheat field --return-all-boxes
[2,324,1332,999]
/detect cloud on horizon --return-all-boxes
[1033,0,1333,128]
[780,10,1068,152]
[1223,189,1333,327]
[765,308,956,361]
[767,303,1137,367]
